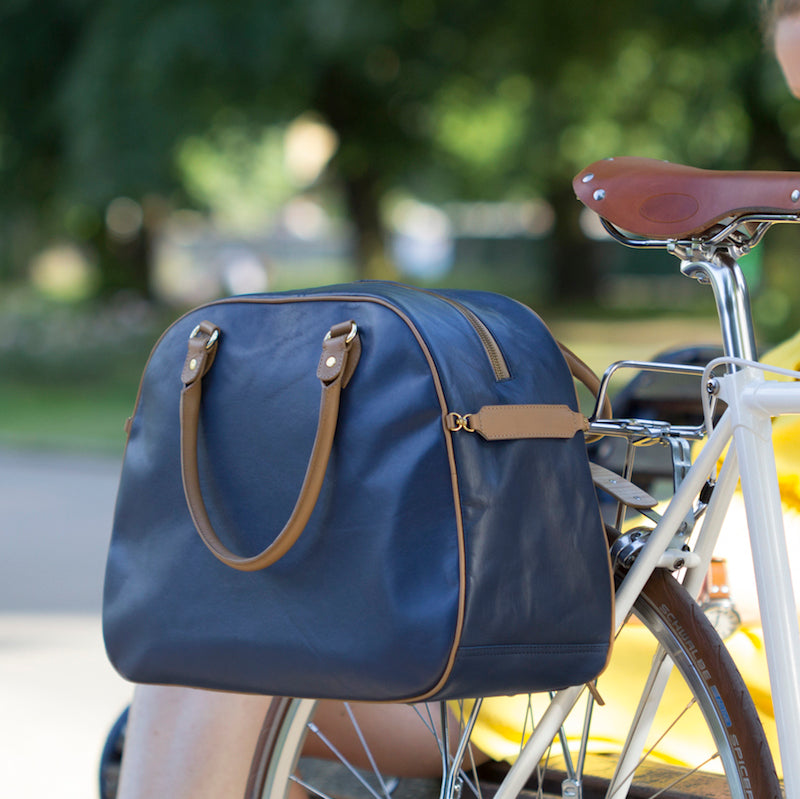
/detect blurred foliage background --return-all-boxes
[2,0,800,451]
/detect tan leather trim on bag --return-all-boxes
[589,463,657,510]
[558,342,613,420]
[180,320,361,572]
[467,404,589,440]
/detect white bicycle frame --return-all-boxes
[493,246,800,799]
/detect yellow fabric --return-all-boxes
[464,331,800,779]
[760,329,800,513]
[464,623,781,774]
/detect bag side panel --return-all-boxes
[372,286,613,696]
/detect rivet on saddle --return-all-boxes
[574,156,800,241]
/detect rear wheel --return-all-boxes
[98,706,129,799]
[248,570,780,799]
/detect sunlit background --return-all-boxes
[3,2,800,450]
[4,2,800,796]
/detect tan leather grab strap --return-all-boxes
[447,404,588,439]
[468,404,589,440]
[180,320,361,572]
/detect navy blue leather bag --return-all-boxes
[104,282,613,701]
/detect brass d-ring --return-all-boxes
[325,322,358,343]
[446,412,475,433]
[190,324,220,349]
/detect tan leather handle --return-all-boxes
[558,342,613,420]
[180,320,361,572]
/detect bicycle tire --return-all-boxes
[247,569,780,799]
[98,705,129,799]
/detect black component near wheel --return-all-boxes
[99,705,129,799]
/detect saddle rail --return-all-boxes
[574,156,800,244]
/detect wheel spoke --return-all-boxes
[254,572,779,799]
[645,754,722,799]
[289,772,337,799]
[343,703,396,799]
[305,721,391,799]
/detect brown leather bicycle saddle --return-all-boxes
[574,156,800,240]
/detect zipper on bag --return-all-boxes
[402,286,511,381]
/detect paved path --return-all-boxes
[0,448,132,798]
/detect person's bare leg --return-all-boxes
[309,700,489,777]
[117,684,272,799]
[117,686,488,798]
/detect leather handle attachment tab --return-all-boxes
[469,404,589,440]
[180,320,361,572]
[446,404,589,439]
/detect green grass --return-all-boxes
[0,290,165,455]
[547,314,723,377]
[0,379,139,456]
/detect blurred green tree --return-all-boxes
[0,1,93,283]
[1,0,799,300]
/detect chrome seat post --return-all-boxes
[679,249,758,362]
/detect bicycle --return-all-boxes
[234,157,800,799]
